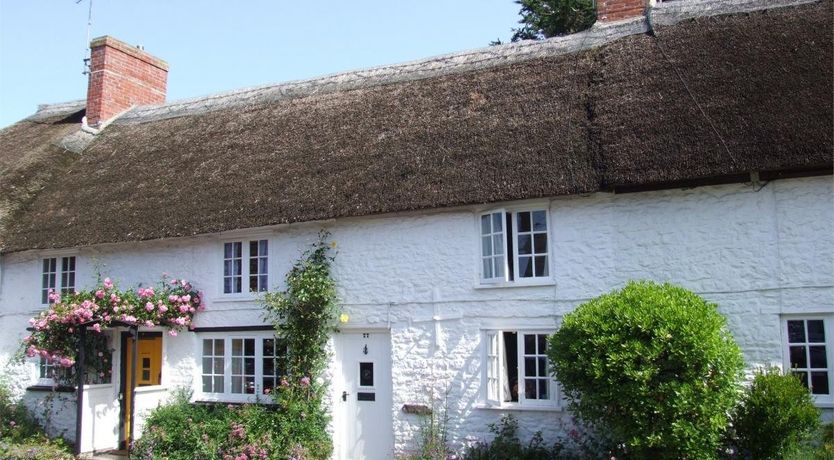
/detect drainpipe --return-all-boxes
[74,325,87,456]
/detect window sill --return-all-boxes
[135,385,167,394]
[474,279,555,290]
[474,402,563,412]
[26,384,76,393]
[814,401,834,409]
[213,294,263,303]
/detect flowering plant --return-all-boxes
[23,276,204,376]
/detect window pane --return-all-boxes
[62,257,69,271]
[524,334,535,354]
[483,259,493,279]
[42,259,50,272]
[259,240,268,256]
[214,358,224,374]
[533,234,547,254]
[234,278,242,293]
[215,340,224,356]
[224,260,232,277]
[250,241,258,259]
[538,380,549,399]
[244,339,255,356]
[202,358,212,373]
[492,213,502,232]
[245,358,255,375]
[203,338,213,355]
[233,259,242,276]
[518,235,532,255]
[249,258,258,275]
[793,371,808,388]
[517,212,531,233]
[245,377,255,394]
[524,358,536,377]
[202,376,212,393]
[259,275,268,291]
[537,335,547,354]
[524,379,536,399]
[532,211,547,231]
[538,357,547,376]
[493,258,504,278]
[788,321,805,343]
[249,276,258,293]
[482,237,492,257]
[810,372,830,395]
[232,376,242,393]
[790,346,807,368]
[259,258,268,274]
[493,235,504,255]
[264,358,274,375]
[480,215,491,234]
[232,358,242,375]
[809,346,827,368]
[535,256,548,277]
[807,320,825,342]
[233,242,242,258]
[224,243,234,259]
[519,257,533,278]
[214,376,223,392]
[232,339,242,356]
[67,257,76,270]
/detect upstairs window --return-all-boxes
[480,209,549,284]
[41,256,76,304]
[223,240,268,294]
[783,316,833,404]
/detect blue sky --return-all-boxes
[0,1,521,128]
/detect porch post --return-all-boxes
[74,325,87,456]
[129,326,138,448]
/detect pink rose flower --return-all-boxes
[91,323,101,333]
[145,302,155,312]
[95,290,105,299]
[300,376,311,387]
[168,330,177,336]
[158,305,168,313]
[103,278,113,289]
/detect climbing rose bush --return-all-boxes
[23,276,204,369]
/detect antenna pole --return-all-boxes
[81,0,93,75]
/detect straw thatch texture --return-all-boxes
[0,0,830,253]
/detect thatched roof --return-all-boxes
[0,0,831,253]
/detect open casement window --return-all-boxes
[484,330,560,408]
[199,333,287,403]
[783,316,833,405]
[223,240,268,295]
[479,209,549,284]
[41,256,76,304]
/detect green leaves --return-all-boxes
[548,281,744,459]
[511,0,597,42]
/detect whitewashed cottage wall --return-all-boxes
[0,175,832,452]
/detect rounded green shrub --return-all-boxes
[548,281,744,459]
[734,368,821,460]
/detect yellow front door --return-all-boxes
[123,333,162,446]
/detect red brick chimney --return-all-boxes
[597,0,646,22]
[85,36,168,127]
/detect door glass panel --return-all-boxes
[360,362,374,387]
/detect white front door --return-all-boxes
[334,330,393,460]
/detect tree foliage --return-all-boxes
[548,281,744,459]
[509,0,596,42]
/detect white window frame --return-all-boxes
[41,255,76,305]
[221,239,269,296]
[482,329,561,410]
[196,331,286,403]
[781,315,834,406]
[477,205,553,287]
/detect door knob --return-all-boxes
[342,391,349,402]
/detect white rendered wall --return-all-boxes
[0,176,832,454]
